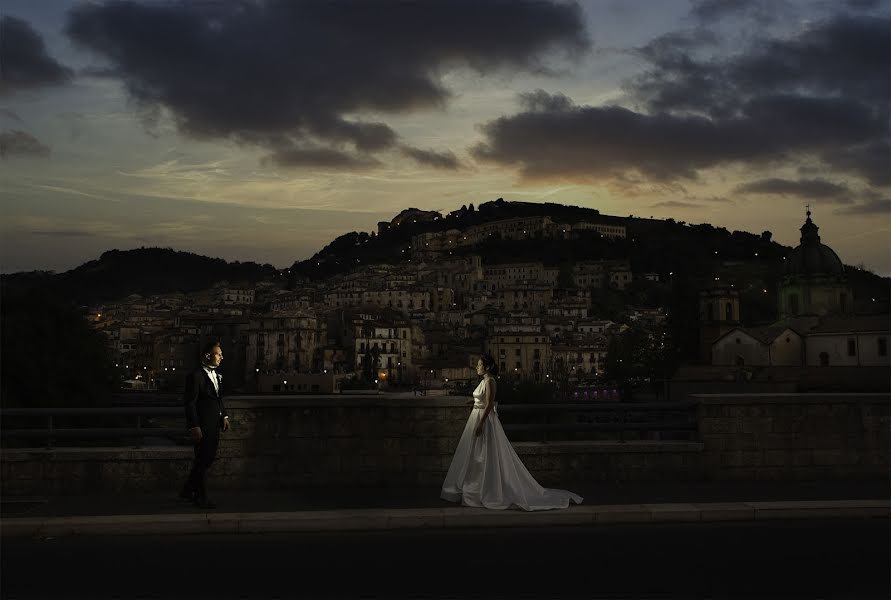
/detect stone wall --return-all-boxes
[215,396,470,488]
[1,447,192,496]
[2,393,887,495]
[695,393,890,480]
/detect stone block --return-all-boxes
[695,502,754,521]
[812,450,847,466]
[760,433,800,449]
[763,450,790,466]
[700,434,728,452]
[593,504,651,523]
[698,405,722,419]
[699,418,735,434]
[216,440,245,458]
[741,417,772,435]
[709,464,757,480]
[644,453,684,469]
[770,416,804,433]
[724,433,757,450]
[6,461,43,481]
[720,450,744,467]
[644,503,701,522]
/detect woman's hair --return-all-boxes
[480,353,499,377]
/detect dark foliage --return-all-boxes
[2,247,280,305]
[1,284,114,407]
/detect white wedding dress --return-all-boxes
[440,376,583,511]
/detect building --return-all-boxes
[482,262,559,289]
[217,287,255,306]
[572,260,632,290]
[804,316,890,367]
[410,215,627,259]
[711,326,804,367]
[256,372,338,394]
[353,318,414,384]
[778,209,853,319]
[486,324,551,380]
[493,284,553,314]
[246,311,324,374]
[568,221,626,238]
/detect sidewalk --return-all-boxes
[2,480,887,538]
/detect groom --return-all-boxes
[179,340,230,509]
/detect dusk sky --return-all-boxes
[1,0,888,275]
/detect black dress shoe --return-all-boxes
[194,498,217,509]
[179,488,198,502]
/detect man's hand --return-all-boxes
[222,417,230,432]
[190,427,203,443]
[474,423,484,437]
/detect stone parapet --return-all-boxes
[3,393,886,495]
[694,393,890,481]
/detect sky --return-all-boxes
[1,0,888,275]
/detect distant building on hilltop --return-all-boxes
[378,208,442,234]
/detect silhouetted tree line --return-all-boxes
[1,283,114,408]
[3,247,279,306]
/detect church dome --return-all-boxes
[781,210,845,278]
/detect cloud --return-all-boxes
[400,146,461,170]
[259,146,380,170]
[821,141,891,186]
[65,0,587,170]
[631,14,889,118]
[472,92,876,182]
[844,0,884,9]
[833,198,891,215]
[0,109,24,123]
[0,16,73,95]
[690,0,789,25]
[0,130,51,158]
[650,200,703,209]
[735,178,852,201]
[474,14,890,186]
[30,230,98,238]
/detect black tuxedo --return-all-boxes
[182,367,228,501]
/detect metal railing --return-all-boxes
[0,407,185,448]
[498,401,698,443]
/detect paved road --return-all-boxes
[3,519,888,599]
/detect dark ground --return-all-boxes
[3,479,888,518]
[2,518,888,599]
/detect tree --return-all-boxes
[761,231,772,242]
[1,284,114,407]
[603,335,624,383]
[557,262,575,288]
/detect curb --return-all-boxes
[2,500,887,538]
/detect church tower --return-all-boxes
[698,280,740,363]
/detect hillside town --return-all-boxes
[87,208,890,398]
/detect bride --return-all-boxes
[440,354,583,510]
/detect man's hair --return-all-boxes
[201,339,221,357]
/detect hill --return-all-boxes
[1,247,280,305]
